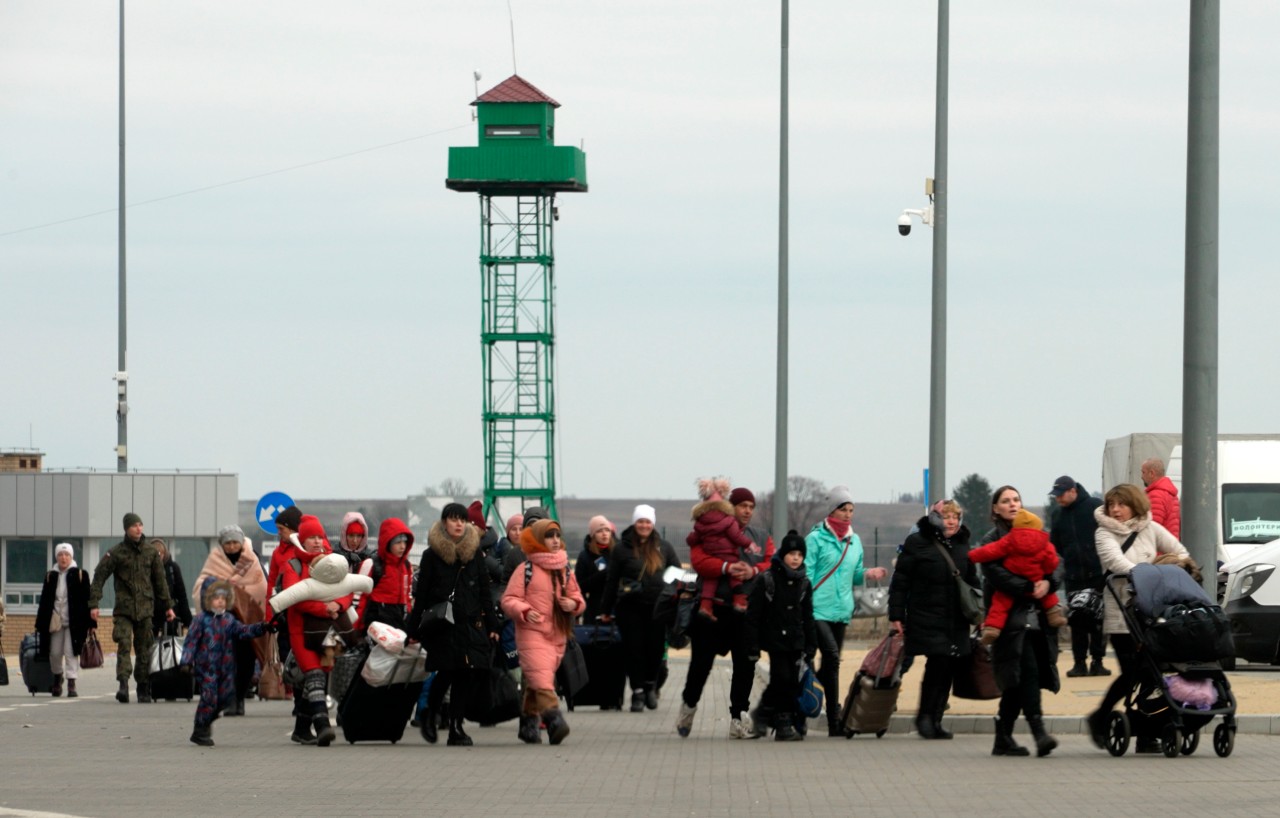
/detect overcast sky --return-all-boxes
[3,2,1277,513]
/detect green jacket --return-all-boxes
[805,521,867,623]
[88,536,173,621]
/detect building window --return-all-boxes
[485,125,540,138]
[3,538,48,612]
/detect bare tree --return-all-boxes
[437,477,469,497]
[756,476,830,536]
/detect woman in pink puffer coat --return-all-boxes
[502,518,586,746]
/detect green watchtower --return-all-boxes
[447,75,587,523]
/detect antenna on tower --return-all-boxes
[507,0,518,74]
[472,71,482,120]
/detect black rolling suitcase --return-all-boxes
[567,623,626,711]
[338,657,423,744]
[20,633,55,695]
[148,633,195,701]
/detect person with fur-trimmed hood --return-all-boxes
[502,518,586,745]
[181,577,273,746]
[409,503,500,747]
[687,476,757,620]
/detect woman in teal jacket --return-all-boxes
[805,485,888,736]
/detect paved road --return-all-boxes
[1,659,1275,818]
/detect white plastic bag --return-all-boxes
[367,621,407,652]
[360,643,428,687]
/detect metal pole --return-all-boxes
[1183,0,1219,594]
[117,0,127,473]
[928,0,948,504]
[773,0,789,537]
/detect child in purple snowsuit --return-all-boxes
[182,577,271,746]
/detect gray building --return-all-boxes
[0,471,237,614]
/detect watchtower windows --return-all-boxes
[486,124,540,138]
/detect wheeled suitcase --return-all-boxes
[20,633,55,695]
[148,633,195,701]
[566,623,625,711]
[339,658,423,744]
[839,672,900,738]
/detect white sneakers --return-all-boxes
[729,714,758,739]
[675,702,697,737]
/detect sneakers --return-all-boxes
[675,702,697,738]
[1089,659,1112,676]
[728,714,758,740]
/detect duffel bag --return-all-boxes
[1144,604,1235,662]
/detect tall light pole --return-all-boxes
[1183,0,1219,593]
[773,0,790,536]
[898,0,948,505]
[115,0,128,473]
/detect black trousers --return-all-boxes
[1066,578,1107,663]
[814,620,847,724]
[760,649,802,722]
[616,601,667,691]
[233,637,256,699]
[1098,633,1140,713]
[428,667,487,719]
[997,636,1045,724]
[681,609,756,717]
[918,654,963,719]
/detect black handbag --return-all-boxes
[952,634,1001,700]
[465,655,521,725]
[556,638,590,699]
[935,543,984,626]
[0,654,9,686]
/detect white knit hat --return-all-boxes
[632,504,657,525]
[55,542,75,558]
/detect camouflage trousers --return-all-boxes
[112,616,155,685]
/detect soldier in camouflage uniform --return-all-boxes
[89,512,175,703]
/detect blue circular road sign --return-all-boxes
[255,491,296,536]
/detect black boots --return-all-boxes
[518,715,542,744]
[52,674,64,697]
[543,708,570,745]
[420,706,440,744]
[915,713,939,740]
[312,713,336,747]
[190,725,215,747]
[1066,660,1089,677]
[447,717,473,746]
[643,685,659,710]
[1089,658,1111,676]
[226,698,245,717]
[992,717,1030,756]
[630,689,645,712]
[1028,716,1058,757]
[291,715,318,745]
[136,682,153,703]
[67,678,78,698]
[774,715,803,742]
[116,679,130,703]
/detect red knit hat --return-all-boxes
[468,500,487,529]
[297,515,328,545]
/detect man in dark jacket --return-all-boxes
[1048,476,1109,677]
[88,513,176,703]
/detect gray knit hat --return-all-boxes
[218,524,246,545]
[826,485,854,514]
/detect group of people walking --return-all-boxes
[27,462,1194,756]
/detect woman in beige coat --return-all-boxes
[1085,483,1188,751]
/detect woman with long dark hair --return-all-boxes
[600,504,680,712]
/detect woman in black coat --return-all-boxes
[980,485,1061,757]
[35,544,93,697]
[887,500,976,740]
[151,540,193,636]
[408,504,499,747]
[599,505,680,712]
[574,516,615,624]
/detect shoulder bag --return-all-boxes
[814,537,852,592]
[420,570,460,633]
[952,632,1001,700]
[935,543,984,626]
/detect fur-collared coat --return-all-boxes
[410,520,499,671]
[502,549,586,690]
[1094,507,1187,634]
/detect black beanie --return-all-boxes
[274,506,303,532]
[775,529,806,562]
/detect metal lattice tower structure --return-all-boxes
[446,76,587,523]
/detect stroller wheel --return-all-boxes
[1213,723,1235,758]
[1106,712,1130,757]
[1160,724,1182,758]
[1180,729,1200,756]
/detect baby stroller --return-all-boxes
[1103,564,1238,758]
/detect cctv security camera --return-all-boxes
[897,213,912,236]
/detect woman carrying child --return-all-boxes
[501,518,586,745]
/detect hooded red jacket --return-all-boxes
[355,517,414,627]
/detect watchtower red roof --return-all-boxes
[474,75,560,108]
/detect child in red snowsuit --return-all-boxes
[966,509,1067,645]
[687,477,756,620]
